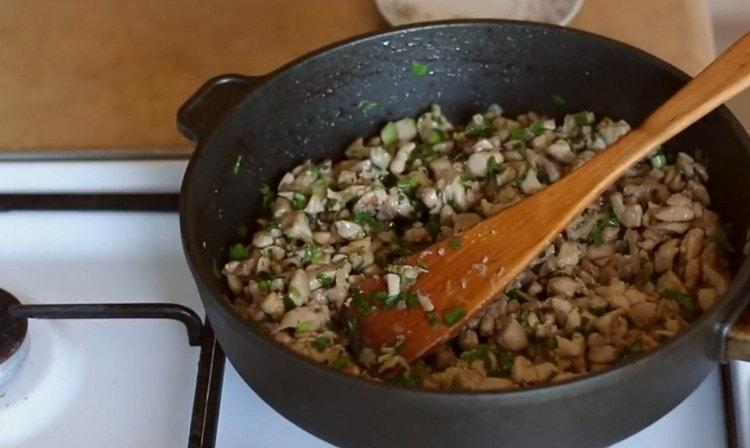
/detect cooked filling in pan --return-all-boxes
[223,104,732,389]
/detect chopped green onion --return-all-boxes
[302,244,324,263]
[228,243,250,261]
[312,336,331,352]
[486,156,503,177]
[425,215,441,238]
[508,127,527,141]
[450,235,463,250]
[587,213,620,246]
[370,291,389,303]
[528,121,546,136]
[466,121,495,138]
[331,353,350,370]
[232,155,243,175]
[358,100,379,115]
[400,290,420,309]
[317,274,335,288]
[236,224,248,238]
[711,228,735,253]
[410,60,430,76]
[351,289,374,316]
[650,151,667,169]
[380,121,399,145]
[283,294,297,311]
[346,315,359,339]
[290,192,308,210]
[662,289,695,312]
[296,320,312,333]
[443,307,467,325]
[426,129,446,144]
[574,112,593,127]
[426,310,438,326]
[506,289,525,302]
[259,184,274,209]
[550,94,565,106]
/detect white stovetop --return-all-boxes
[0,160,737,447]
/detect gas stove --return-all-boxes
[0,159,746,447]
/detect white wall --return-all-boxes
[710,0,750,128]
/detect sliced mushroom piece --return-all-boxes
[654,239,680,273]
[653,205,695,222]
[275,305,331,333]
[497,318,529,351]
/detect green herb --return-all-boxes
[550,94,565,106]
[358,100,380,115]
[370,290,389,303]
[466,121,495,138]
[381,121,400,146]
[508,127,527,141]
[257,278,271,294]
[383,293,401,309]
[450,235,463,250]
[346,315,359,339]
[528,121,546,136]
[393,336,406,354]
[426,129,446,144]
[331,353,350,370]
[396,176,419,196]
[506,288,525,302]
[232,155,243,175]
[425,215,441,238]
[235,224,248,238]
[353,210,385,234]
[312,336,331,352]
[407,143,437,167]
[443,307,467,325]
[400,290,420,309]
[283,294,297,311]
[228,243,250,261]
[426,310,438,326]
[711,228,735,253]
[513,163,531,185]
[410,60,430,76]
[296,320,312,333]
[574,111,593,127]
[628,340,643,356]
[650,150,667,169]
[662,289,695,312]
[290,192,308,210]
[302,244,324,263]
[259,184,274,209]
[351,289,374,316]
[486,156,503,177]
[391,368,423,386]
[587,213,620,246]
[317,274,335,288]
[211,258,221,279]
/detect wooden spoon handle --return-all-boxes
[357,33,750,363]
[540,32,750,228]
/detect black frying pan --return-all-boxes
[178,21,750,447]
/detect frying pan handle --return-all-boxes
[725,305,750,361]
[177,73,264,142]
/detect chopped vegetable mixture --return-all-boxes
[224,104,732,389]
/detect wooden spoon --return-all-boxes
[354,32,750,364]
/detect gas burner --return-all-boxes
[0,288,29,387]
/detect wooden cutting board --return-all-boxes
[0,0,713,155]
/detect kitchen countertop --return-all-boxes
[0,0,714,155]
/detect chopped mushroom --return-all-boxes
[225,104,732,390]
